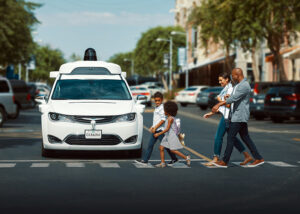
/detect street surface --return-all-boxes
[0,106,300,214]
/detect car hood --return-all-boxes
[49,100,134,116]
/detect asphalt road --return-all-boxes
[0,106,300,214]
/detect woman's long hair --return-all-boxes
[218,72,232,85]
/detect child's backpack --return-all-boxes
[174,117,185,145]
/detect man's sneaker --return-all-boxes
[155,162,166,168]
[134,160,148,166]
[167,159,178,166]
[212,160,228,168]
[247,159,265,168]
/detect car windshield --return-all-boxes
[184,87,197,91]
[52,79,131,100]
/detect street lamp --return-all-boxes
[171,31,189,88]
[123,58,134,76]
[156,37,173,91]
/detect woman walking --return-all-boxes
[203,73,252,166]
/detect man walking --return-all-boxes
[211,68,264,168]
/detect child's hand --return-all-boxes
[149,127,155,133]
[154,133,159,138]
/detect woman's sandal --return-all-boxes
[155,162,166,168]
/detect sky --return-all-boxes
[30,0,176,61]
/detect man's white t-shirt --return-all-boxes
[152,104,166,131]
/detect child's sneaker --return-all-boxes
[134,160,148,166]
[186,155,191,167]
[155,162,166,168]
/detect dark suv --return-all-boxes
[9,79,34,109]
[264,82,300,123]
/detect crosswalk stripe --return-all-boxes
[66,163,85,167]
[232,162,251,168]
[200,163,219,168]
[170,163,190,168]
[30,163,50,168]
[99,163,120,168]
[0,163,16,168]
[267,161,297,167]
[133,163,154,168]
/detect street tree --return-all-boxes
[30,44,65,83]
[0,0,40,66]
[189,0,237,72]
[69,53,82,62]
[134,26,185,76]
[108,52,133,76]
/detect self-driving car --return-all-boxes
[37,60,145,157]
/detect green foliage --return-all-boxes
[0,0,41,65]
[69,53,82,62]
[29,44,65,83]
[134,26,185,76]
[108,52,133,76]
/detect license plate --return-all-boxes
[257,99,264,104]
[85,130,102,139]
[271,97,282,102]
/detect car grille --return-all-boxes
[64,134,122,145]
[72,116,118,124]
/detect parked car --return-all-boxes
[196,87,223,110]
[130,86,152,107]
[0,77,18,126]
[9,79,34,109]
[29,82,51,98]
[27,83,38,106]
[175,85,208,107]
[264,82,300,123]
[138,84,166,97]
[37,61,145,157]
[249,82,274,120]
[207,87,224,109]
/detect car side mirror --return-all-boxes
[136,95,147,105]
[35,96,46,105]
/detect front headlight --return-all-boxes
[114,113,136,122]
[49,112,73,122]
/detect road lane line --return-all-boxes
[232,162,251,168]
[200,163,219,168]
[143,125,212,162]
[293,138,300,142]
[0,163,16,168]
[99,163,120,168]
[267,161,297,167]
[66,163,85,167]
[133,163,154,168]
[30,163,50,168]
[170,163,190,168]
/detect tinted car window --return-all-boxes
[0,80,9,93]
[184,87,197,91]
[9,80,28,93]
[52,79,131,100]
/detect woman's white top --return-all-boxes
[218,83,233,119]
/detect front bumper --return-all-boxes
[41,114,142,151]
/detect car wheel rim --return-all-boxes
[0,112,3,123]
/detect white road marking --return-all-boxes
[30,163,50,168]
[133,163,154,168]
[267,161,297,167]
[0,159,205,163]
[99,163,120,168]
[200,163,219,168]
[0,163,16,168]
[232,162,251,168]
[66,163,85,167]
[170,163,190,168]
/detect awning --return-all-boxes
[265,45,300,62]
[283,47,300,59]
[187,53,235,70]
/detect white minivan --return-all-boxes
[37,61,145,157]
[0,77,18,127]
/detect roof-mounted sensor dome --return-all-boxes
[84,48,97,61]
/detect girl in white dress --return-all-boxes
[154,101,191,168]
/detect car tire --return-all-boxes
[9,104,20,119]
[41,145,56,157]
[0,107,5,127]
[180,103,187,107]
[199,105,207,110]
[271,116,283,123]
